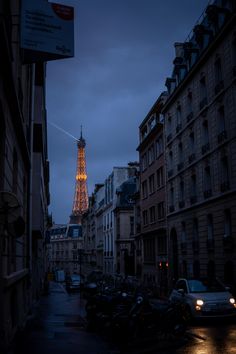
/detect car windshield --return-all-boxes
[71,275,81,281]
[187,279,226,293]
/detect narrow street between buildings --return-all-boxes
[9,281,236,354]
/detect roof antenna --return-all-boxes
[80,125,83,139]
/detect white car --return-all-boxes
[169,278,236,319]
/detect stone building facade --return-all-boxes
[0,0,50,350]
[162,1,236,289]
[137,92,168,292]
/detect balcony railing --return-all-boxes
[218,130,227,143]
[220,181,230,192]
[201,142,210,155]
[214,80,224,95]
[204,189,212,199]
[188,153,196,164]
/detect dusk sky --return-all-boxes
[46,0,209,224]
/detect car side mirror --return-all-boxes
[177,288,185,295]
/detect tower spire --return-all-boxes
[70,129,88,224]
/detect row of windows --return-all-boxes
[142,202,165,226]
[141,135,164,171]
[168,154,230,211]
[103,211,113,230]
[142,167,164,198]
[166,37,236,138]
[167,105,227,173]
[179,209,232,246]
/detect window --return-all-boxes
[170,186,174,207]
[190,174,197,198]
[178,142,183,165]
[156,136,163,157]
[207,214,214,240]
[142,153,148,171]
[176,105,182,130]
[214,57,222,84]
[193,218,199,241]
[12,148,18,194]
[224,209,232,238]
[204,166,212,197]
[179,180,184,201]
[148,144,155,165]
[181,222,186,243]
[221,156,229,188]
[200,76,207,101]
[148,115,156,131]
[143,210,148,226]
[149,206,156,223]
[143,238,155,262]
[149,174,155,194]
[157,167,164,188]
[168,151,173,171]
[157,202,165,219]
[202,120,209,145]
[141,126,148,141]
[142,180,148,199]
[189,131,195,153]
[218,106,225,133]
[167,115,172,135]
[187,91,193,115]
[116,217,120,238]
[130,216,134,235]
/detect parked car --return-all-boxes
[169,278,236,319]
[66,274,83,292]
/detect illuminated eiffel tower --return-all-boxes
[70,127,89,224]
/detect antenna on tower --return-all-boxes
[80,125,83,139]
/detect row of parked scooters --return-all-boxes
[84,283,190,345]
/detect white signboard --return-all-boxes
[21,0,74,59]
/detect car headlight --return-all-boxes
[196,299,204,306]
[229,298,235,304]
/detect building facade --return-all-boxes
[49,224,83,276]
[0,1,50,350]
[137,92,168,293]
[162,1,236,289]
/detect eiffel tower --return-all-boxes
[70,127,89,224]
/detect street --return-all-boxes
[10,282,236,354]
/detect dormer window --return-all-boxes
[141,126,148,141]
[148,114,156,131]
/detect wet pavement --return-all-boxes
[11,282,236,354]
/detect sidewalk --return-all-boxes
[12,282,118,354]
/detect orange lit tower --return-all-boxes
[70,127,89,224]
